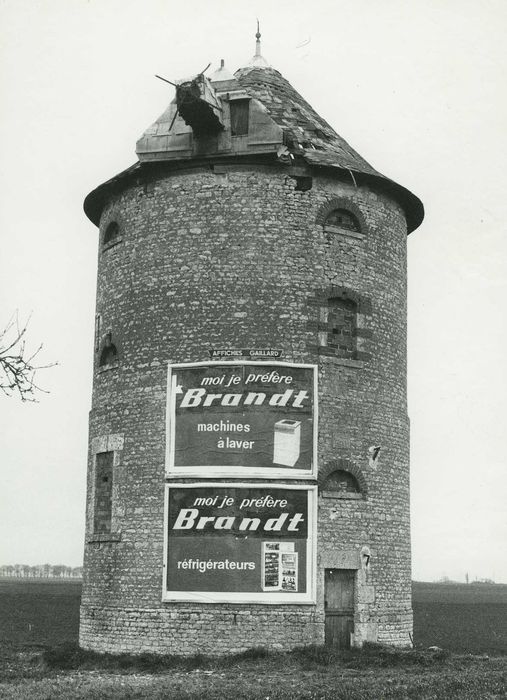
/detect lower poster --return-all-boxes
[163,483,316,603]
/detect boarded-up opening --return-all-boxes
[327,297,357,357]
[94,451,113,533]
[324,568,355,648]
[230,99,250,136]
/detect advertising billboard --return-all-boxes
[166,362,317,478]
[163,483,317,603]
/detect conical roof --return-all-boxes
[235,65,380,177]
[233,64,423,231]
[84,57,423,232]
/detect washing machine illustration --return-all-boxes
[273,419,302,467]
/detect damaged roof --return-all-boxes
[233,64,423,231]
[84,54,423,232]
[234,65,380,177]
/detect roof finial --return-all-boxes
[255,19,261,57]
[239,20,270,70]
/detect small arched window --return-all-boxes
[103,221,120,246]
[99,332,118,368]
[322,469,363,499]
[324,209,361,233]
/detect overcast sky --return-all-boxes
[0,0,506,582]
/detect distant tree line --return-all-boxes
[0,564,83,579]
[436,575,496,585]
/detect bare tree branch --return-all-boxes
[0,312,57,402]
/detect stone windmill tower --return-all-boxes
[81,30,424,655]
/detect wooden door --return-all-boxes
[324,569,355,648]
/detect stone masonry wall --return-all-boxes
[80,163,412,654]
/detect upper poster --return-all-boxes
[166,362,317,478]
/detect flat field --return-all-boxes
[0,578,505,699]
[412,581,507,655]
[0,579,80,646]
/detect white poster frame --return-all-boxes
[162,482,317,604]
[165,361,318,480]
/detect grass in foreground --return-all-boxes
[1,642,505,700]
[41,642,453,673]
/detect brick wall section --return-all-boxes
[81,163,412,654]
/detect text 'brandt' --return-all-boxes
[178,388,309,409]
[172,510,305,533]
